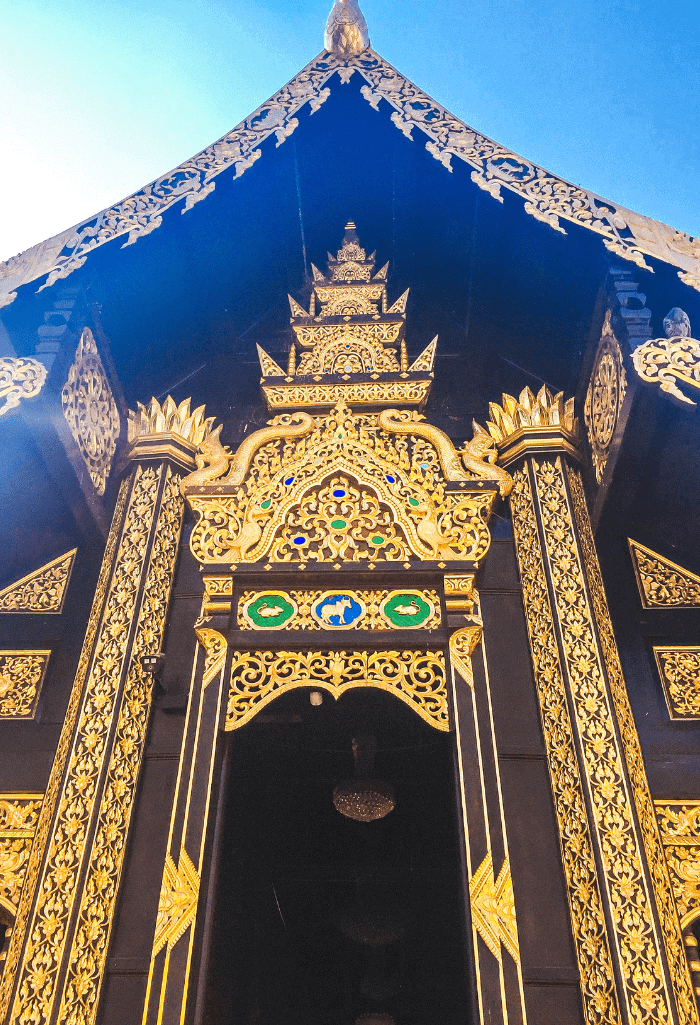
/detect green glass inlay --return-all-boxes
[370,535,384,545]
[383,592,431,628]
[261,499,272,509]
[408,497,420,507]
[330,519,347,529]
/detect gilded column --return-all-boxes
[0,397,217,1025]
[481,387,698,1025]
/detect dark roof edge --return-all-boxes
[2,47,699,310]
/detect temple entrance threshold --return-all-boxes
[201,687,473,1024]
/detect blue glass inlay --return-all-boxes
[284,476,295,485]
[386,474,396,484]
[293,536,306,545]
[333,489,346,497]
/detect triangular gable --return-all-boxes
[628,539,700,608]
[0,549,77,614]
[1,48,699,311]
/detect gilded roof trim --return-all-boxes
[2,48,699,309]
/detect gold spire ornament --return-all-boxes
[324,0,370,55]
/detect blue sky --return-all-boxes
[2,0,699,261]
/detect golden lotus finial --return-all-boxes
[324,0,370,55]
[127,395,217,446]
[483,385,578,444]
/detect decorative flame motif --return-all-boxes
[481,385,578,443]
[127,395,216,445]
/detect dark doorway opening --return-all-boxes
[202,686,472,1025]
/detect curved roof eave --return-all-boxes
[2,47,699,311]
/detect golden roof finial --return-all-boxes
[324,0,370,55]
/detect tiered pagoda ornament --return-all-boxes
[256,222,437,411]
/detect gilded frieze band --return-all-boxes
[0,796,43,918]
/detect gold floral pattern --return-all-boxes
[152,849,199,956]
[469,852,520,965]
[0,551,76,614]
[653,648,700,719]
[654,803,700,929]
[227,650,447,731]
[188,402,496,566]
[0,652,50,719]
[568,465,699,1025]
[0,797,42,915]
[584,312,628,483]
[629,540,700,609]
[536,458,672,1025]
[510,464,621,1025]
[61,328,120,495]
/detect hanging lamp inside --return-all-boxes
[333,735,396,822]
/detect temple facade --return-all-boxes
[1,4,700,1024]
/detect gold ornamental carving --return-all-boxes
[237,588,441,632]
[568,465,699,1025]
[0,358,47,417]
[632,309,700,406]
[0,796,42,917]
[449,626,483,688]
[0,651,50,719]
[469,851,520,965]
[152,848,200,957]
[655,803,700,929]
[653,648,700,719]
[509,464,621,1025]
[3,463,184,1025]
[185,401,500,566]
[61,328,120,495]
[194,627,228,687]
[226,650,448,731]
[478,385,579,465]
[257,223,436,411]
[537,457,676,1025]
[0,479,128,1017]
[444,574,478,613]
[629,539,700,608]
[0,550,76,614]
[8,51,700,306]
[584,311,628,483]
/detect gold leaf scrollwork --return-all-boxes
[629,540,700,609]
[187,403,495,566]
[0,651,50,719]
[536,459,673,1025]
[226,650,448,731]
[61,328,120,495]
[0,358,47,417]
[469,852,520,965]
[653,648,700,719]
[568,465,699,1025]
[655,803,700,930]
[195,628,228,688]
[0,796,42,915]
[509,464,621,1025]
[632,335,700,406]
[0,550,76,614]
[0,479,129,1018]
[449,627,482,688]
[152,848,200,957]
[584,312,628,483]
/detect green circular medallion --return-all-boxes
[381,592,433,629]
[245,592,296,629]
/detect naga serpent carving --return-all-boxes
[460,426,513,497]
[181,412,314,492]
[377,409,468,481]
[378,408,513,496]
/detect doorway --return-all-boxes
[201,686,473,1024]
